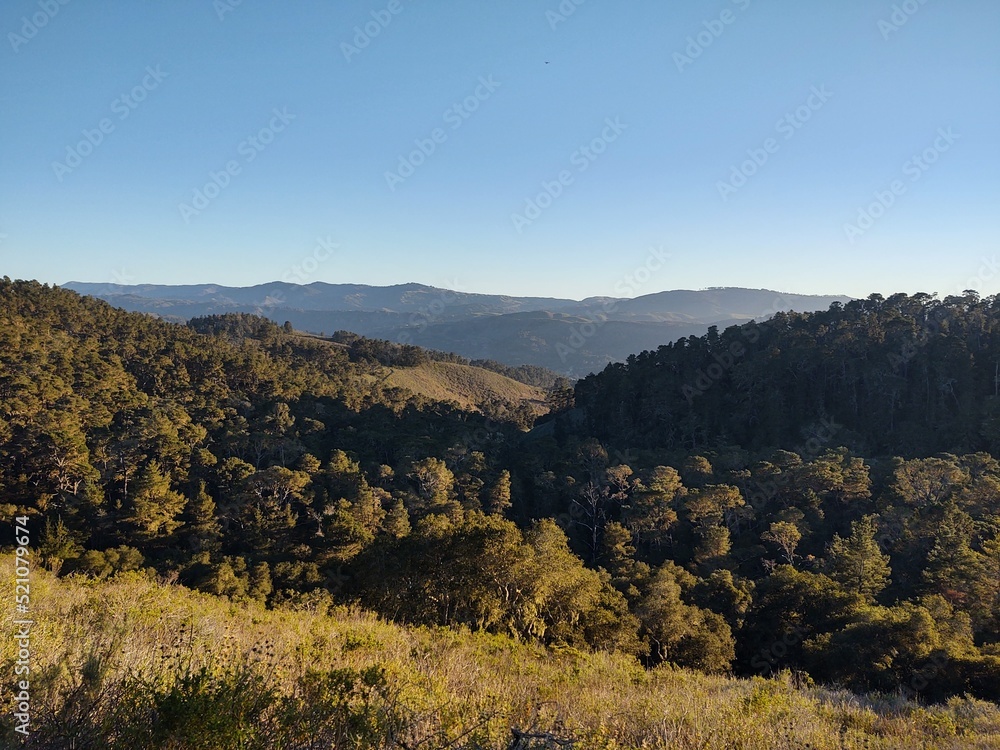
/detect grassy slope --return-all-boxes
[383,361,548,415]
[2,557,998,749]
[295,332,548,416]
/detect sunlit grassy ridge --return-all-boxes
[2,556,998,749]
[383,361,548,416]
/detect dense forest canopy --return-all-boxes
[1,279,998,703]
[575,291,1000,456]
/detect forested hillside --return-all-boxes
[574,291,1000,456]
[1,280,999,720]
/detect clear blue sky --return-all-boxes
[2,0,998,299]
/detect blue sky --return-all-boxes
[1,0,998,299]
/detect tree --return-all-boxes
[922,508,995,628]
[42,421,100,506]
[37,517,83,571]
[826,515,891,599]
[623,466,681,550]
[636,564,689,663]
[685,485,744,572]
[804,597,977,695]
[203,557,248,598]
[694,526,731,572]
[325,449,361,500]
[407,457,458,517]
[486,469,512,516]
[891,457,967,509]
[636,563,734,673]
[600,521,637,578]
[182,481,221,552]
[762,521,802,565]
[740,566,864,675]
[248,561,273,602]
[382,499,411,539]
[691,570,754,630]
[684,485,745,528]
[520,518,636,650]
[76,546,144,578]
[681,456,714,488]
[237,466,308,551]
[129,461,186,538]
[322,478,388,561]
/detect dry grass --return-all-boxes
[384,361,548,415]
[1,556,998,749]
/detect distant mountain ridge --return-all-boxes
[63,281,851,376]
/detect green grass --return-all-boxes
[1,556,998,749]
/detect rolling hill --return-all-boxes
[5,279,1000,738]
[64,282,851,376]
[381,360,548,415]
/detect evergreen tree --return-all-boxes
[129,461,186,538]
[183,480,221,552]
[383,499,411,539]
[487,469,512,516]
[826,515,891,599]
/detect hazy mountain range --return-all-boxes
[64,282,851,376]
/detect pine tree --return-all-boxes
[183,480,221,552]
[383,499,411,539]
[922,508,994,627]
[248,561,273,602]
[129,461,186,538]
[826,515,891,599]
[487,470,512,516]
